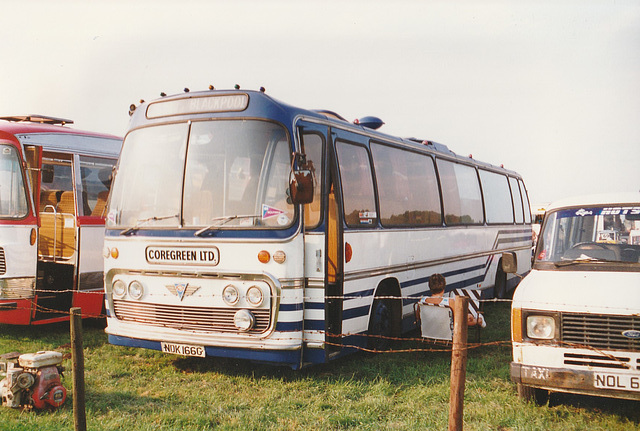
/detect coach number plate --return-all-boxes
[161,342,205,357]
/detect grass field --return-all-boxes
[0,301,638,430]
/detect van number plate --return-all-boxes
[594,372,640,392]
[161,342,205,357]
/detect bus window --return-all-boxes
[0,144,29,218]
[181,120,293,228]
[371,143,441,226]
[79,156,116,217]
[519,179,532,223]
[437,159,483,225]
[508,177,524,223]
[479,170,513,224]
[109,123,186,228]
[40,155,74,213]
[301,132,323,228]
[335,141,376,227]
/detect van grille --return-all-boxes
[113,300,270,334]
[561,313,640,352]
[0,248,6,275]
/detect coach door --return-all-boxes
[297,122,345,358]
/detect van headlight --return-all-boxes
[526,315,556,340]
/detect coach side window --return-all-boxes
[336,141,377,227]
[519,179,532,223]
[79,156,117,217]
[371,143,441,226]
[508,177,524,223]
[479,170,514,224]
[436,159,483,225]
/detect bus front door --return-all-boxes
[297,122,344,361]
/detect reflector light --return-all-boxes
[345,242,353,263]
[30,228,37,246]
[110,247,119,259]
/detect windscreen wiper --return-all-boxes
[120,214,179,236]
[194,214,261,237]
[554,257,617,267]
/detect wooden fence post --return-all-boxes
[70,307,86,431]
[448,296,469,431]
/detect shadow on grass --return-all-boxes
[546,392,640,424]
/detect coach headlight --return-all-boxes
[128,280,144,300]
[246,286,263,307]
[222,284,239,305]
[526,315,556,340]
[112,280,127,299]
[233,309,255,331]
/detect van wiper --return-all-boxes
[194,214,261,237]
[554,256,618,267]
[120,214,179,236]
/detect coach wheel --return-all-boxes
[368,298,393,351]
[494,263,507,299]
[517,384,549,406]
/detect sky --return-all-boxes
[1,0,639,206]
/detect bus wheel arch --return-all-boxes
[367,278,402,350]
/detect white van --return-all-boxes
[511,193,640,403]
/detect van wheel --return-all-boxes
[368,298,393,351]
[494,264,507,299]
[517,384,549,405]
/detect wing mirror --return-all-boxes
[501,252,518,274]
[289,152,315,205]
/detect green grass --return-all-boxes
[0,302,638,430]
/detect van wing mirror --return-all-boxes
[501,252,518,274]
[289,152,315,205]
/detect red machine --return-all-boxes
[0,351,66,409]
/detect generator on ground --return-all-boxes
[0,351,66,409]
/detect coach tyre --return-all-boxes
[494,260,507,299]
[368,298,393,351]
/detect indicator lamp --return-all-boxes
[258,250,270,264]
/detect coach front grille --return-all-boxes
[561,313,640,352]
[113,299,270,334]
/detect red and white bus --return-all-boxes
[0,115,121,324]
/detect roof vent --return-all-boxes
[354,116,384,130]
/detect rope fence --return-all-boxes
[0,290,632,365]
